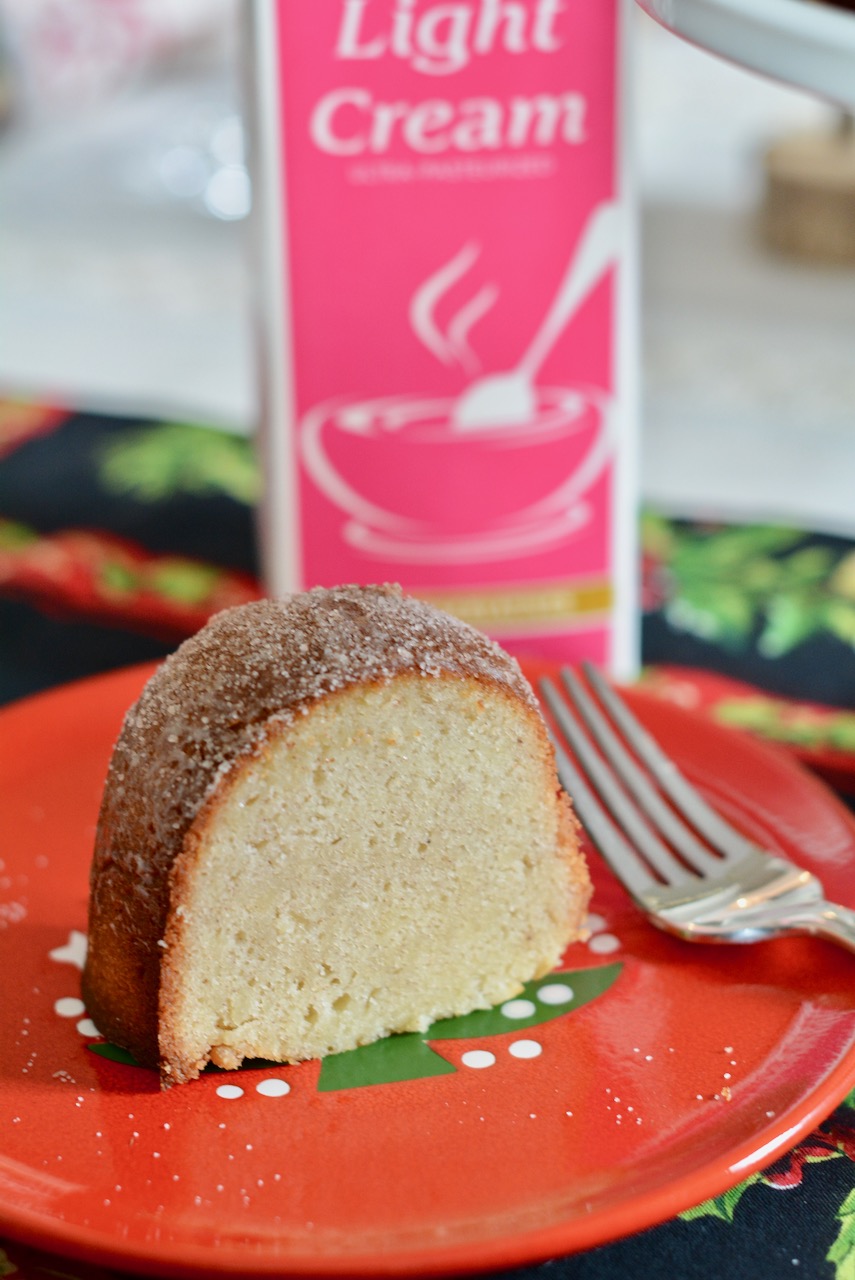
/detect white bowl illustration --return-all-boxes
[301,387,612,553]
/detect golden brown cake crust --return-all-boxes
[82,585,549,1073]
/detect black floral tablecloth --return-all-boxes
[0,395,853,1280]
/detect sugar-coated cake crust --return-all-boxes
[82,584,567,1073]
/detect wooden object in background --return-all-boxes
[762,113,855,264]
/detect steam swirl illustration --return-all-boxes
[409,242,498,375]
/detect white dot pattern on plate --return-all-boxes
[216,1084,244,1099]
[256,1079,291,1097]
[501,998,536,1019]
[537,982,574,1005]
[584,911,621,955]
[76,1018,100,1037]
[49,930,88,969]
[54,997,85,1018]
[509,1040,542,1059]
[461,1050,496,1069]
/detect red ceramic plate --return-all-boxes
[1,659,854,1279]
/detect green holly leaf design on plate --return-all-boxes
[87,965,622,1092]
[316,1031,458,1091]
[88,1042,143,1066]
[317,963,622,1091]
[87,1041,285,1072]
[427,963,621,1040]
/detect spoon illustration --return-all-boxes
[452,201,622,431]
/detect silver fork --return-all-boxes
[540,662,855,954]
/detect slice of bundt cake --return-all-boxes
[82,584,590,1086]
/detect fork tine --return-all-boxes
[581,663,758,862]
[543,669,855,955]
[540,677,686,897]
[560,666,723,877]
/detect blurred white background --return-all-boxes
[0,1,852,534]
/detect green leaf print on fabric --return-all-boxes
[714,697,855,753]
[681,1090,855,1280]
[641,515,855,658]
[0,518,38,551]
[148,560,221,605]
[829,1187,855,1280]
[98,423,260,505]
[826,601,855,649]
[680,1176,761,1223]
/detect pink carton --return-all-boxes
[247,0,638,675]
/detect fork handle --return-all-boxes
[788,900,855,954]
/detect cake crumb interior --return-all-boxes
[165,674,575,1071]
